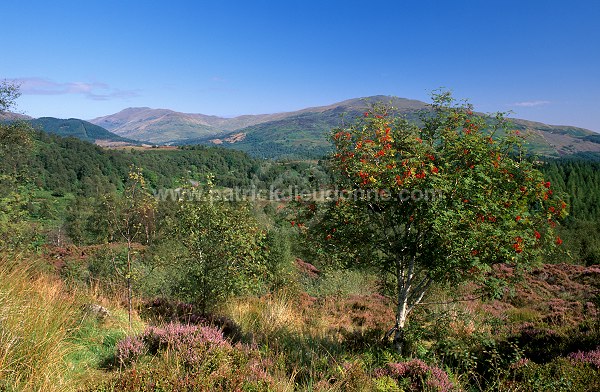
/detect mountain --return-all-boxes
[510,119,600,158]
[89,103,377,145]
[181,97,600,159]
[179,96,427,158]
[29,117,138,145]
[91,107,222,143]
[89,96,427,149]
[90,96,600,159]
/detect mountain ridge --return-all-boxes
[83,95,600,159]
[89,96,430,145]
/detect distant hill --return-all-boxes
[0,112,32,121]
[90,96,600,159]
[178,96,426,158]
[89,96,427,151]
[90,107,222,143]
[29,117,138,145]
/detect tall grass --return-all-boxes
[225,293,306,338]
[0,255,79,391]
[223,293,356,389]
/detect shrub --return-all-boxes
[140,297,244,342]
[103,325,286,391]
[568,346,600,369]
[509,356,600,391]
[115,322,230,367]
[514,323,600,363]
[115,336,146,366]
[375,359,455,392]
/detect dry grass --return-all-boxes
[224,292,306,338]
[0,255,79,391]
[0,253,147,391]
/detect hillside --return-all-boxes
[29,117,137,145]
[0,111,32,121]
[511,119,600,157]
[90,99,422,145]
[202,96,426,158]
[89,96,427,154]
[90,107,222,143]
[91,96,600,159]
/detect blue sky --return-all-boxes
[3,0,599,131]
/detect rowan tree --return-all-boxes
[299,92,567,353]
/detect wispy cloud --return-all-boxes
[8,77,139,101]
[512,100,551,107]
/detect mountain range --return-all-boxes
[89,96,424,144]
[5,96,600,159]
[89,96,600,159]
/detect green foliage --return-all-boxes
[300,92,567,352]
[508,357,600,391]
[0,120,33,179]
[541,159,600,221]
[29,117,134,144]
[540,159,600,265]
[64,196,96,245]
[0,79,20,113]
[1,129,265,199]
[0,179,40,251]
[172,180,268,312]
[110,167,157,246]
[0,118,41,251]
[264,227,297,292]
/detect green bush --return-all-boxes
[507,357,600,391]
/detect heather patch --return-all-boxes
[115,323,229,367]
[375,359,455,392]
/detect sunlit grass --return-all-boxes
[0,255,78,391]
[0,253,145,391]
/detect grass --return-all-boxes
[224,293,305,338]
[0,255,78,391]
[1,249,599,391]
[65,306,145,388]
[0,253,145,391]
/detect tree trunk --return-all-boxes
[127,239,132,330]
[394,291,409,355]
[394,251,417,355]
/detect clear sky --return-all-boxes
[2,0,599,131]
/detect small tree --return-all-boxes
[0,81,31,179]
[173,177,267,313]
[301,92,567,353]
[0,79,20,113]
[0,81,36,251]
[107,166,156,328]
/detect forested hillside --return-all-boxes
[6,129,324,196]
[542,159,600,265]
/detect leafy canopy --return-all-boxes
[299,92,566,328]
[172,177,268,312]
